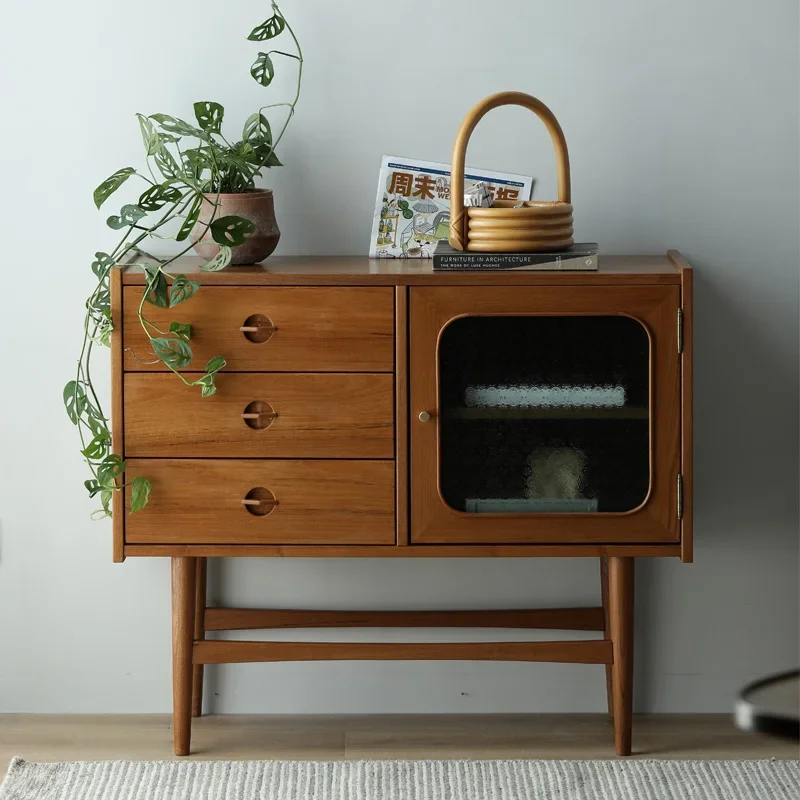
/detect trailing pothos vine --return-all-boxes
[65,2,302,519]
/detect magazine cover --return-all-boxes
[369,156,534,258]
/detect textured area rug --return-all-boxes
[1,757,799,800]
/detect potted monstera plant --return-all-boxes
[64,2,302,518]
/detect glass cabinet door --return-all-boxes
[438,315,650,515]
[409,286,681,544]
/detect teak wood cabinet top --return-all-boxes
[110,251,693,757]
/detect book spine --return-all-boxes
[433,254,598,271]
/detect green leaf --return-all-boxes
[130,476,152,512]
[96,312,113,348]
[200,246,232,272]
[100,489,113,516]
[176,194,203,242]
[169,273,200,307]
[250,141,282,167]
[151,336,192,369]
[250,52,275,86]
[195,372,217,398]
[182,148,210,179]
[143,264,168,308]
[402,208,413,219]
[169,321,192,339]
[248,13,285,40]
[136,114,161,156]
[210,215,255,246]
[107,204,146,229]
[91,252,115,279]
[97,453,126,487]
[93,167,135,208]
[138,184,182,211]
[81,431,111,461]
[86,413,108,437]
[193,101,224,134]
[243,112,272,143]
[150,114,209,140]
[205,356,226,374]
[153,144,181,179]
[64,381,87,425]
[84,478,102,498]
[235,142,256,160]
[90,287,110,313]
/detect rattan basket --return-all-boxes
[449,91,573,253]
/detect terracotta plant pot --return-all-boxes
[192,189,280,265]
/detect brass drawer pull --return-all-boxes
[240,313,277,343]
[242,487,278,517]
[241,400,277,430]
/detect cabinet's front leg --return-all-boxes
[600,557,613,716]
[192,558,207,718]
[172,556,197,756]
[608,556,634,756]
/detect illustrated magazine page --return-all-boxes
[369,155,534,258]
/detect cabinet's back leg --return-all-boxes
[172,556,197,756]
[608,556,634,756]
[192,558,207,718]
[600,557,613,716]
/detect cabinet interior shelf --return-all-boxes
[446,407,649,421]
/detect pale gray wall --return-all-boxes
[0,0,797,713]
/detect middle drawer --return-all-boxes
[124,373,394,458]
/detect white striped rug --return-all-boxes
[1,757,799,800]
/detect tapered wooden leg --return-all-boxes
[608,556,634,756]
[600,557,613,716]
[192,558,207,718]
[172,556,196,756]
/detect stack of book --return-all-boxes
[432,241,598,271]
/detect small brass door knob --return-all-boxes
[418,411,431,423]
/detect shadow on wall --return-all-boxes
[691,264,798,537]
[635,262,799,712]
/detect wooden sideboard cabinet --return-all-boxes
[110,251,693,757]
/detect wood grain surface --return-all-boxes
[123,286,394,372]
[124,459,395,545]
[193,639,612,665]
[409,285,681,544]
[110,266,125,562]
[121,255,682,286]
[203,607,606,632]
[124,373,394,459]
[669,250,694,563]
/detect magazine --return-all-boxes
[369,155,534,258]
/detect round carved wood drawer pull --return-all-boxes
[241,487,278,517]
[241,400,278,430]
[240,314,277,343]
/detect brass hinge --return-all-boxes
[677,474,684,520]
[677,308,684,354]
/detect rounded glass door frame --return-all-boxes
[434,311,655,518]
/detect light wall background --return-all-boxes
[0,0,797,714]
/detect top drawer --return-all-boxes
[123,286,394,372]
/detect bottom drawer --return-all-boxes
[125,460,395,545]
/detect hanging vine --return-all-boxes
[65,2,303,518]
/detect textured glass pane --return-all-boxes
[438,316,649,514]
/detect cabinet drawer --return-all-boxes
[125,459,395,545]
[124,373,394,458]
[123,287,394,372]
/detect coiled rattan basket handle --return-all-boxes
[449,91,571,251]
